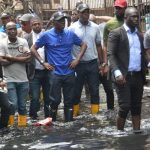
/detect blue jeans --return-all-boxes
[7,82,29,115]
[29,70,50,118]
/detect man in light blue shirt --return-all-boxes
[107,7,147,131]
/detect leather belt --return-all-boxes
[80,59,97,64]
[127,71,141,76]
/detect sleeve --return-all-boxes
[23,39,30,52]
[35,33,47,48]
[72,32,82,46]
[95,26,101,44]
[103,23,109,45]
[144,30,150,49]
[0,42,6,56]
[107,29,120,71]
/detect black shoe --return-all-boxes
[64,108,73,122]
[30,114,38,120]
[49,109,57,121]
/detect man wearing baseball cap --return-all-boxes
[0,12,11,33]
[70,3,102,116]
[31,11,87,122]
[18,13,33,37]
[101,0,127,119]
[103,0,127,46]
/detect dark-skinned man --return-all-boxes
[101,0,127,117]
[0,22,31,127]
[31,12,87,122]
[25,16,50,119]
[69,3,103,116]
[107,7,147,131]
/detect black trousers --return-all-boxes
[115,72,143,119]
[0,92,10,129]
[73,59,100,105]
[99,74,114,110]
[49,73,75,110]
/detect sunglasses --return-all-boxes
[21,22,29,26]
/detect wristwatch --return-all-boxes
[101,62,108,67]
[40,60,44,65]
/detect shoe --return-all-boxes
[73,104,80,117]
[18,115,27,127]
[91,104,99,114]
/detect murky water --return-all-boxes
[1,86,150,150]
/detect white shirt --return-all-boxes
[32,30,45,70]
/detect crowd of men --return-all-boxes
[0,0,150,135]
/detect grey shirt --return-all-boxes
[144,29,150,49]
[69,20,101,61]
[0,37,30,82]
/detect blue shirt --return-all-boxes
[114,24,141,78]
[35,28,82,75]
[0,26,6,33]
[123,23,141,72]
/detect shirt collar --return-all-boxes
[78,20,91,28]
[7,37,18,44]
[123,23,138,33]
[54,28,65,35]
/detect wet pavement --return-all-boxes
[1,85,150,150]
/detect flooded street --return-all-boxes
[1,85,150,150]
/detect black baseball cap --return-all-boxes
[77,3,90,12]
[50,11,68,21]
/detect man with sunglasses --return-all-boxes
[18,13,33,37]
[31,11,87,122]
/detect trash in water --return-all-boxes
[33,117,52,126]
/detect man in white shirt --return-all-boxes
[25,17,50,119]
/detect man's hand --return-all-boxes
[43,62,55,71]
[70,59,80,69]
[115,75,126,85]
[0,81,6,89]
[99,64,109,76]
[16,51,31,57]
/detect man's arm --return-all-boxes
[0,56,12,66]
[144,30,150,65]
[3,52,31,63]
[107,29,126,84]
[31,44,54,70]
[96,16,113,22]
[70,42,87,68]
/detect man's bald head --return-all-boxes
[6,21,17,40]
[124,7,138,18]
[124,7,139,30]
[6,21,16,30]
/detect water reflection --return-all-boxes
[1,111,150,150]
[1,90,150,150]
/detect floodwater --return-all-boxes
[1,86,150,150]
